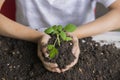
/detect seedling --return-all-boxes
[44,24,77,59]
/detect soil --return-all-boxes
[0,36,120,80]
[44,35,75,69]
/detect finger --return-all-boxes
[61,59,77,72]
[72,37,79,54]
[42,47,49,57]
[72,45,77,55]
[52,68,61,73]
[40,35,51,57]
[44,66,61,73]
[66,33,79,54]
[43,62,58,68]
[38,41,48,57]
[62,57,78,72]
[61,67,69,72]
[74,46,80,58]
[67,33,78,54]
[54,68,61,73]
[38,45,58,68]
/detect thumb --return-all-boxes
[39,35,51,57]
[72,36,79,55]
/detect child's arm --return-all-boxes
[0,0,43,42]
[73,0,120,39]
[0,14,44,42]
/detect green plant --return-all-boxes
[44,24,77,59]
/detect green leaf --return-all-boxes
[52,30,58,34]
[49,47,58,59]
[65,37,72,41]
[44,27,54,34]
[60,31,66,40]
[64,24,77,32]
[52,25,59,34]
[52,25,58,31]
[47,45,54,50]
[57,25,62,31]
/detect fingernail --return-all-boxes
[56,69,61,73]
[72,49,75,54]
[45,53,49,57]
[52,68,61,73]
[54,64,58,67]
[61,69,65,72]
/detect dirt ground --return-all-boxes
[0,36,120,80]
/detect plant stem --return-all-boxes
[57,34,60,46]
[54,38,57,46]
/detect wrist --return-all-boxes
[72,31,80,39]
[34,32,45,43]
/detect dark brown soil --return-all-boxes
[0,36,120,80]
[44,35,75,69]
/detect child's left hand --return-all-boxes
[61,32,80,72]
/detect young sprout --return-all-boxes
[44,24,77,59]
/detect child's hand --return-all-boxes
[37,33,61,73]
[61,32,80,72]
[37,32,80,73]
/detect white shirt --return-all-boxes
[16,0,116,32]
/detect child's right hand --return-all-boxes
[37,33,61,73]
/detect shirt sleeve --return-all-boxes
[96,0,116,8]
